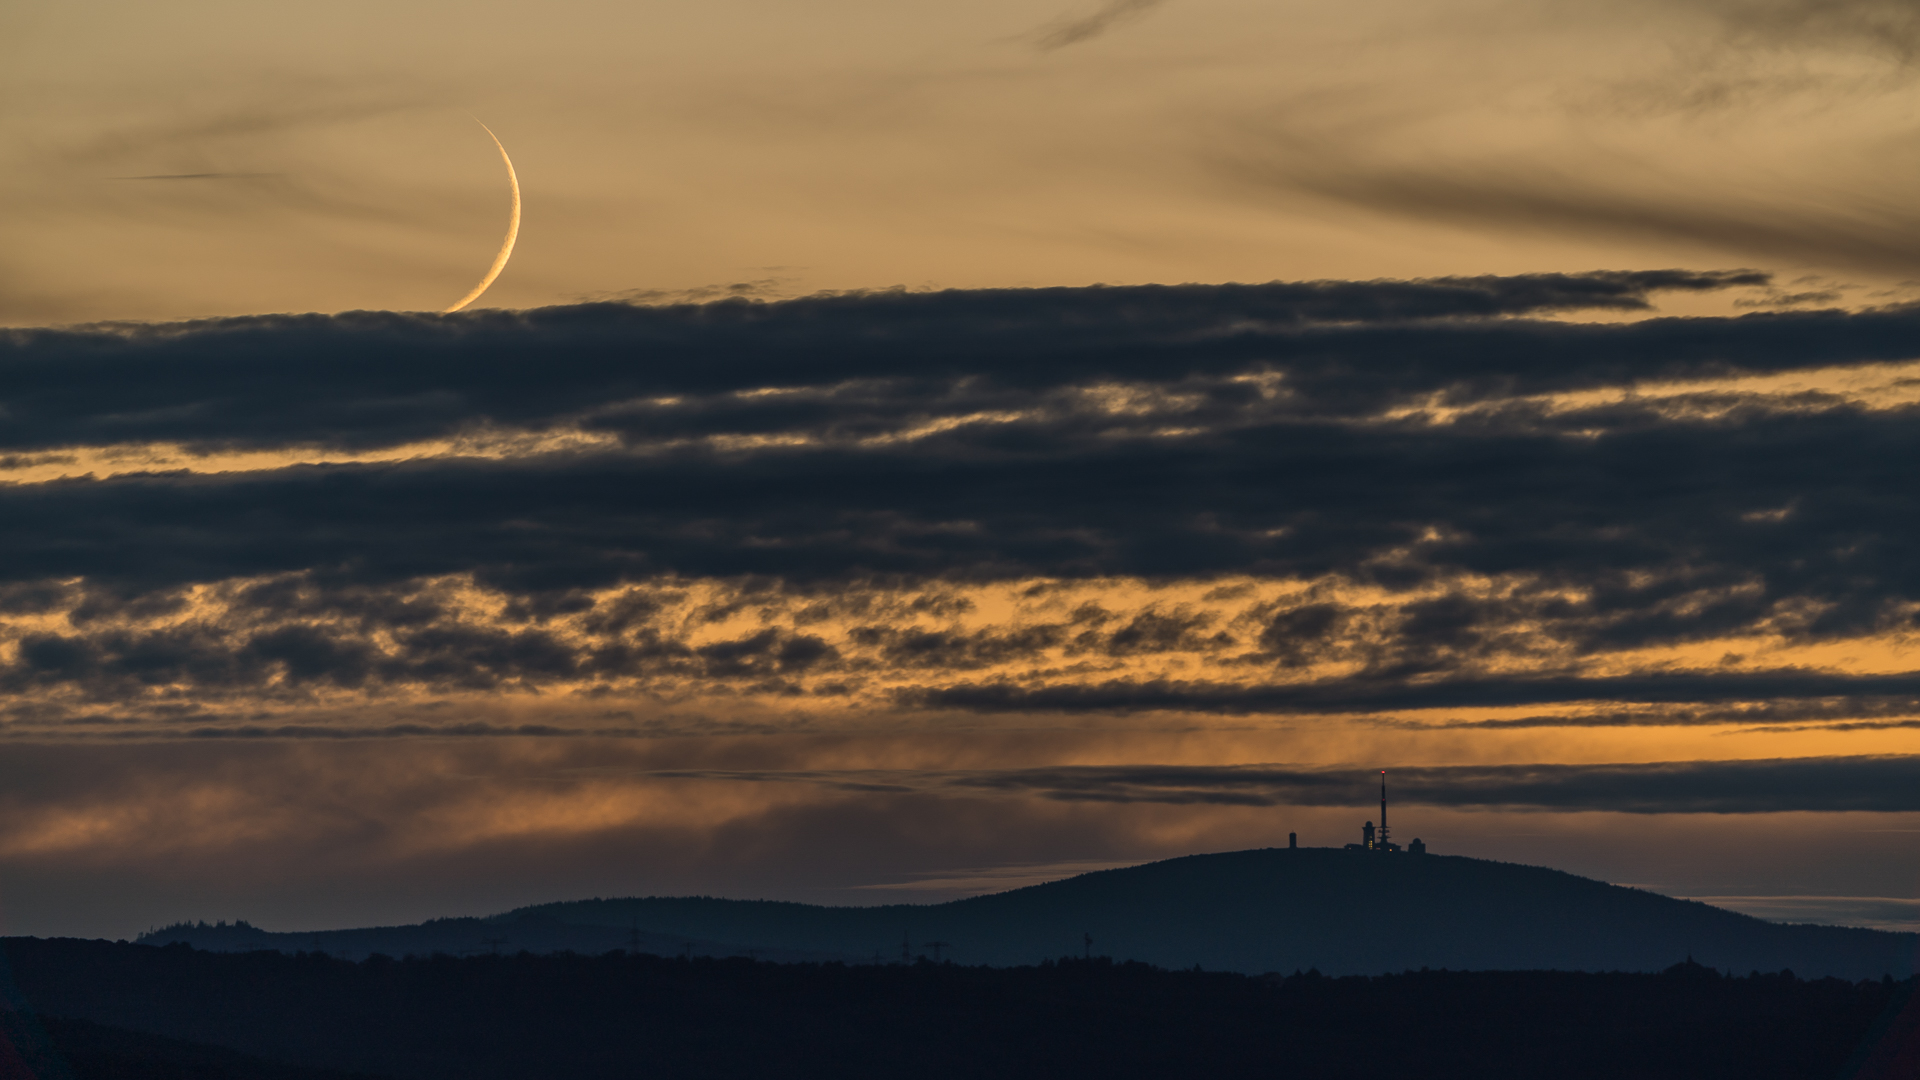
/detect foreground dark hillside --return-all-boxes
[0,1011,378,1080]
[143,850,1920,978]
[3,939,1916,1080]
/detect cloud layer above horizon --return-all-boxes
[1,272,1919,934]
[7,271,1920,732]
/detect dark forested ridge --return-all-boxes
[144,849,1919,978]
[1,939,1916,1080]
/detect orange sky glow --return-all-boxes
[2,0,1919,939]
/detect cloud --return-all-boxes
[1688,0,1920,59]
[1035,0,1169,51]
[7,276,1920,728]
[906,671,1920,716]
[10,385,1920,638]
[577,279,800,307]
[49,91,422,170]
[1231,151,1920,278]
[108,173,284,181]
[0,271,1780,453]
[679,755,1920,814]
[989,756,1920,813]
[6,566,1920,734]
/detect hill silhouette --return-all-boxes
[142,849,1917,978]
[139,911,853,965]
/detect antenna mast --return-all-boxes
[1378,770,1390,851]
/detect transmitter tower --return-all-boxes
[1347,769,1414,853]
[1377,770,1389,851]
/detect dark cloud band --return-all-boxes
[670,756,1920,814]
[0,270,1804,454]
[908,671,1920,715]
[7,273,1920,721]
[7,394,1920,649]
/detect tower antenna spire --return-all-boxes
[1378,770,1389,851]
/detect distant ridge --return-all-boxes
[138,912,854,966]
[142,849,1918,978]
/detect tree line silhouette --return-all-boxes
[0,938,1913,1079]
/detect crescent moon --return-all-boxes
[444,121,520,313]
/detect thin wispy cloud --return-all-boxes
[109,172,282,180]
[1035,0,1170,50]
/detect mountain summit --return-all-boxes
[145,849,1916,979]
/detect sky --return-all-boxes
[1,0,1920,942]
